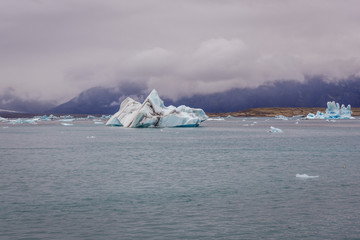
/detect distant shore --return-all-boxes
[1,107,360,118]
[207,107,360,117]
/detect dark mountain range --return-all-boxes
[2,76,359,114]
[48,76,360,114]
[166,76,360,113]
[0,89,56,114]
[48,81,148,114]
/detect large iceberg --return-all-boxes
[306,101,354,120]
[106,89,208,128]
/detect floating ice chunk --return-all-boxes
[275,115,288,120]
[226,115,233,119]
[48,114,58,120]
[9,118,23,124]
[296,174,319,179]
[94,121,104,124]
[101,115,111,119]
[306,101,353,119]
[106,89,207,128]
[59,118,75,122]
[9,118,39,124]
[207,117,224,121]
[60,115,74,119]
[61,122,73,126]
[306,113,316,119]
[268,126,283,133]
[105,116,122,126]
[86,136,96,139]
[0,117,8,122]
[24,118,39,124]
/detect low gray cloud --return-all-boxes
[1,0,360,102]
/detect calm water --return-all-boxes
[1,118,360,240]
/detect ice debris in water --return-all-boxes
[9,118,39,124]
[207,117,225,121]
[101,115,111,119]
[306,101,353,119]
[0,117,8,122]
[61,122,73,126]
[106,89,208,128]
[268,126,283,133]
[275,115,288,120]
[59,118,75,122]
[296,174,319,179]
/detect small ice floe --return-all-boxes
[59,118,75,122]
[268,126,283,133]
[226,115,233,119]
[9,118,39,124]
[61,123,73,126]
[275,115,288,120]
[60,115,74,119]
[93,121,104,124]
[2,126,9,128]
[296,174,319,179]
[101,115,111,119]
[0,117,8,122]
[207,117,225,121]
[86,136,96,139]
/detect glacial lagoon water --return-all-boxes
[1,118,360,239]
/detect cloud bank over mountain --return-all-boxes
[48,76,360,114]
[1,0,360,103]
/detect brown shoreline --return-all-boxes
[206,107,360,117]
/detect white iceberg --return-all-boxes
[268,126,283,133]
[61,122,73,126]
[306,101,353,119]
[106,89,208,128]
[275,115,288,120]
[9,118,39,124]
[0,117,8,123]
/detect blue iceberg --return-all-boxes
[106,89,208,128]
[306,101,353,120]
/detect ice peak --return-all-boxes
[306,101,353,120]
[106,89,208,128]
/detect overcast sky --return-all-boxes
[1,0,360,102]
